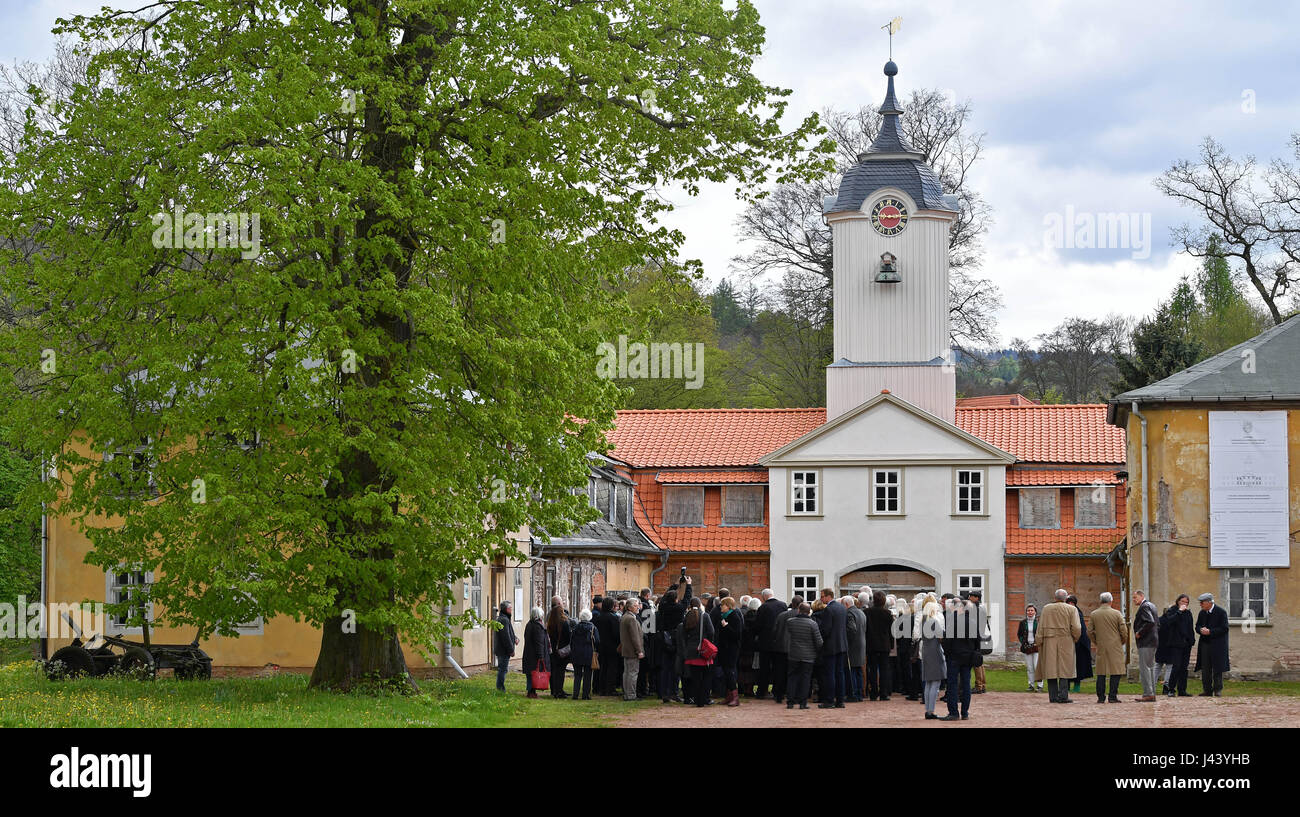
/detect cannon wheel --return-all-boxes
[116,646,157,680]
[174,660,212,681]
[46,645,96,680]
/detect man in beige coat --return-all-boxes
[1038,589,1082,704]
[1088,592,1128,704]
[619,599,645,700]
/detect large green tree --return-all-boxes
[0,1,823,689]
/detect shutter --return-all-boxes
[724,485,762,524]
[1019,488,1059,529]
[1074,486,1114,528]
[663,486,703,525]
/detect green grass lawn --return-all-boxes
[0,658,652,728]
[3,654,1294,727]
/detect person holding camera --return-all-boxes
[656,571,692,703]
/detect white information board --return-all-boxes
[1208,411,1290,567]
[513,588,524,623]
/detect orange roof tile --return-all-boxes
[1007,468,1123,486]
[1004,481,1127,555]
[656,470,768,485]
[956,404,1125,463]
[609,408,826,468]
[630,471,769,553]
[1005,528,1124,555]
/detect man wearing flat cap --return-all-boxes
[1194,593,1230,697]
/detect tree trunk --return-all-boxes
[309,613,417,692]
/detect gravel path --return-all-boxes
[604,691,1300,728]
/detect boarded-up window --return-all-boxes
[1019,488,1060,529]
[663,486,704,526]
[723,485,763,525]
[1074,486,1115,528]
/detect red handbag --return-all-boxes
[530,660,551,691]
[698,614,718,662]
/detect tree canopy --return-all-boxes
[0,0,826,689]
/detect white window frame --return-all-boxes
[869,468,904,516]
[721,484,764,526]
[104,437,158,499]
[467,567,483,628]
[1224,568,1270,624]
[1018,487,1060,529]
[662,485,705,527]
[789,572,822,606]
[789,470,821,516]
[105,566,154,634]
[956,573,985,596]
[1073,485,1116,529]
[953,468,986,516]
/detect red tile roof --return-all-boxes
[955,404,1125,464]
[956,394,1040,407]
[656,470,768,484]
[609,408,826,468]
[631,472,769,553]
[1004,483,1128,555]
[1007,468,1122,486]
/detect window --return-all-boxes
[544,564,556,607]
[1074,486,1115,528]
[106,567,153,632]
[953,469,985,515]
[871,468,903,515]
[104,438,157,499]
[790,471,819,515]
[663,486,704,526]
[468,567,483,626]
[956,574,984,595]
[790,573,821,605]
[723,485,763,525]
[594,479,611,519]
[1018,488,1059,528]
[1225,568,1269,622]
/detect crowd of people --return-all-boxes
[1020,589,1231,702]
[494,576,1233,719]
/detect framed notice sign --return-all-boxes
[1208,411,1290,568]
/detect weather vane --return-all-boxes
[881,16,902,60]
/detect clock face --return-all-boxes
[871,197,909,236]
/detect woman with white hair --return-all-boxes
[894,597,919,700]
[739,596,762,697]
[568,608,600,700]
[522,607,551,699]
[918,600,946,719]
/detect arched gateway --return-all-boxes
[837,561,937,599]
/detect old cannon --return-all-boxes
[45,612,213,681]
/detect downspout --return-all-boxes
[39,502,48,661]
[1131,401,1151,600]
[441,567,468,678]
[649,548,670,591]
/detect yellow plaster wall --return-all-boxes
[1123,406,1300,676]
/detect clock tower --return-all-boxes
[822,60,960,423]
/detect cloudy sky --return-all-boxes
[4,1,1297,345]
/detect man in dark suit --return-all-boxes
[1194,592,1230,697]
[493,601,518,691]
[754,589,788,701]
[817,588,849,708]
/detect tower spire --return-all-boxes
[861,59,921,159]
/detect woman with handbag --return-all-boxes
[522,607,552,699]
[678,597,716,707]
[545,599,573,699]
[570,608,600,700]
[1017,604,1042,691]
